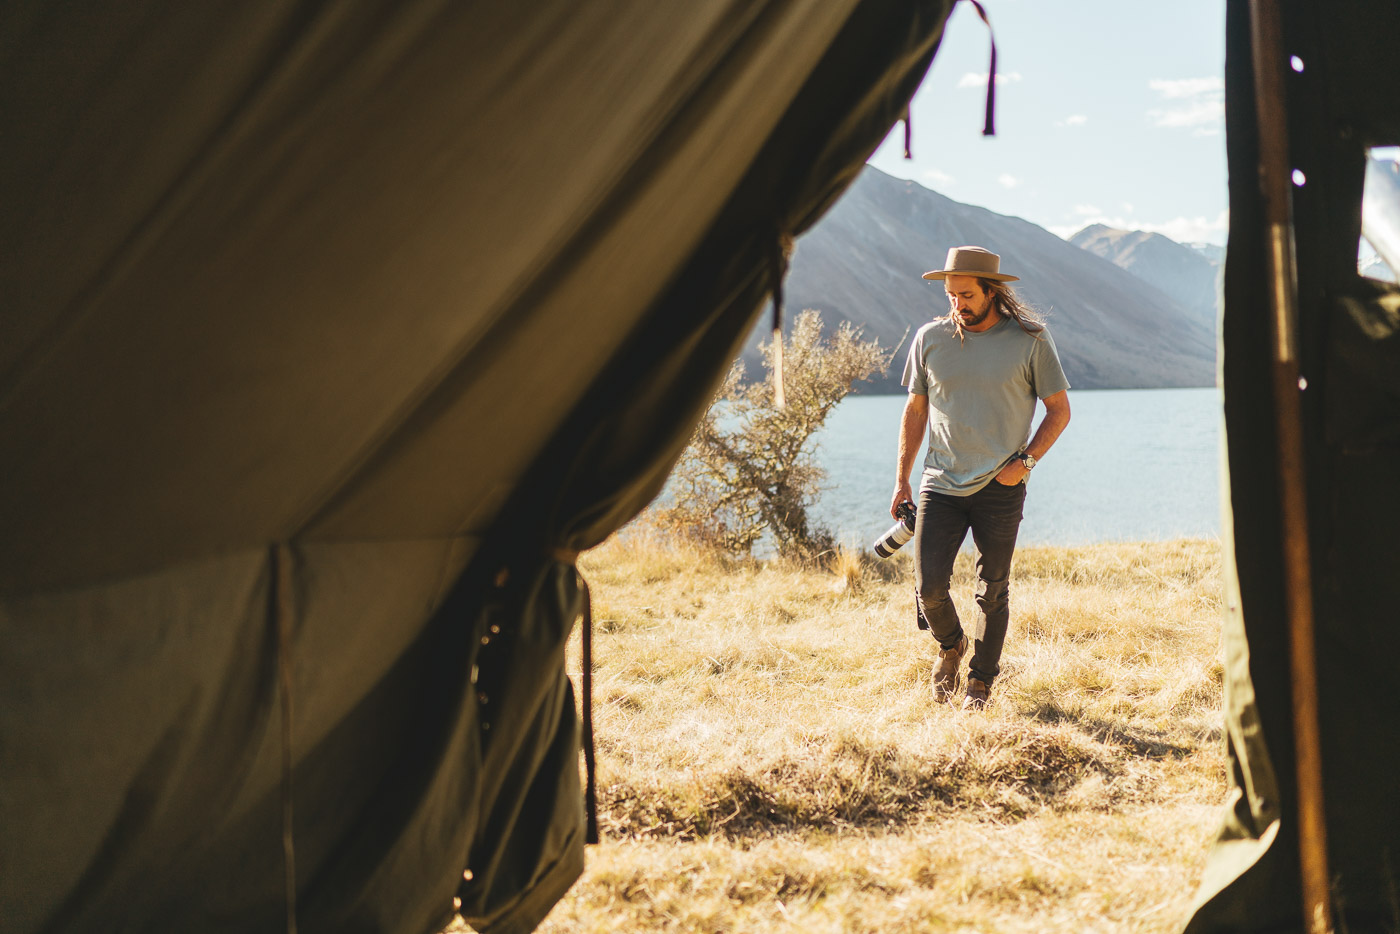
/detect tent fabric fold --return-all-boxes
[1185,1,1400,930]
[1,2,954,932]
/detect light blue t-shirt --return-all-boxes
[901,315,1070,495]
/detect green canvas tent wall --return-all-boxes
[1185,1,1400,931]
[0,2,957,932]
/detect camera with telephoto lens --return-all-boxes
[873,501,917,558]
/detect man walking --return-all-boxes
[892,246,1071,710]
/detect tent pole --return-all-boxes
[1247,3,1333,932]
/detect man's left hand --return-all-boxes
[993,460,1028,486]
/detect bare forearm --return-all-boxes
[1026,392,1071,460]
[891,395,928,516]
[897,401,927,484]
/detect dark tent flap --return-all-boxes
[1187,1,1400,929]
[0,549,270,932]
[1,1,955,932]
[1,1,870,592]
[1,539,479,930]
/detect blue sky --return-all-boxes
[867,0,1228,245]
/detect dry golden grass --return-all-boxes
[456,532,1226,933]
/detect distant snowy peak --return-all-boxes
[1068,223,1220,336]
[1185,242,1225,264]
[1069,224,1213,266]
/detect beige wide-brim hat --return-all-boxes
[921,245,1019,282]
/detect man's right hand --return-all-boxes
[891,480,914,519]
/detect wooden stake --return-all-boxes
[1248,3,1333,931]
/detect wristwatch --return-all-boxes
[1017,451,1037,470]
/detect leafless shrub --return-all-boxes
[652,310,891,560]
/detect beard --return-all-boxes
[956,305,992,328]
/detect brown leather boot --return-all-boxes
[962,677,991,710]
[932,634,968,703]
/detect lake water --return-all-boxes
[809,387,1222,548]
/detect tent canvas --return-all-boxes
[1185,1,1400,930]
[0,2,954,932]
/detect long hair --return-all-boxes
[948,278,1046,341]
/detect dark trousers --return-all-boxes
[914,480,1027,685]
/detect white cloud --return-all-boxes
[957,71,1023,88]
[922,168,954,187]
[1051,209,1230,245]
[1149,77,1224,99]
[1056,114,1088,127]
[1073,204,1102,216]
[1150,210,1231,244]
[1148,76,1224,130]
[998,174,1020,189]
[1152,99,1224,128]
[1121,202,1134,213]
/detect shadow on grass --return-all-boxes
[1025,701,1221,759]
[598,726,1127,842]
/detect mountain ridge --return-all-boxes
[743,167,1217,392]
[1068,223,1220,336]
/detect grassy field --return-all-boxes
[475,532,1227,932]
